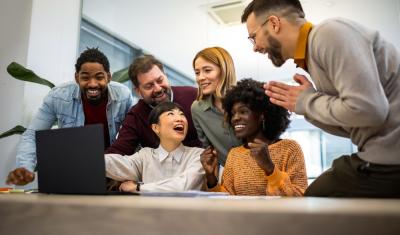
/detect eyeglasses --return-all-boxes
[248,17,270,45]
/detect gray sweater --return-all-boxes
[295,18,400,165]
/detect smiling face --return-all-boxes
[152,108,188,144]
[230,102,264,142]
[135,65,171,107]
[75,62,111,104]
[246,13,285,67]
[194,56,222,96]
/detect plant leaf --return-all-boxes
[0,125,26,139]
[112,67,130,83]
[7,62,55,88]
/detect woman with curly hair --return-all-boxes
[201,79,308,196]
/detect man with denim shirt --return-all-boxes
[6,48,133,186]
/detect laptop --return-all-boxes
[36,124,137,195]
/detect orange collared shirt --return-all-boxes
[294,22,313,71]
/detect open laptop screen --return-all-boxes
[36,124,107,194]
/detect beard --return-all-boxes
[148,88,172,107]
[266,35,285,67]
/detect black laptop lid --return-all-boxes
[36,124,107,194]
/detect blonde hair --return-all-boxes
[192,47,237,101]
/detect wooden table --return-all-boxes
[1,194,399,235]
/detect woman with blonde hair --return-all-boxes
[191,47,242,173]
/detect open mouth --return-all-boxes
[152,92,166,101]
[86,89,101,98]
[173,124,185,134]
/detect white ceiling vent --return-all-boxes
[205,1,248,26]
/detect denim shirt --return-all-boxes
[16,81,133,172]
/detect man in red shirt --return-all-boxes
[106,55,201,155]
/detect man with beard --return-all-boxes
[106,55,201,155]
[6,48,133,186]
[242,0,400,197]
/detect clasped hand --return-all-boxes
[248,139,275,176]
[264,73,312,112]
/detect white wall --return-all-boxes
[82,0,400,83]
[0,0,33,188]
[0,0,81,188]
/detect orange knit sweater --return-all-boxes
[210,139,308,196]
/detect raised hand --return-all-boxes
[6,167,35,185]
[119,180,138,193]
[200,146,218,188]
[264,74,313,112]
[200,146,218,175]
[248,139,275,175]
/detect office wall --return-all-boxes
[0,0,81,188]
[0,0,33,188]
[82,0,400,82]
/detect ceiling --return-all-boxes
[82,0,400,83]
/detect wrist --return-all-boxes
[205,174,218,188]
[263,163,275,176]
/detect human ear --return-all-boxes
[151,123,160,136]
[134,87,142,98]
[270,16,280,33]
[107,72,111,83]
[74,73,79,83]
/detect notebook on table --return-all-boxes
[36,124,137,195]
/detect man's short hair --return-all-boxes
[241,0,305,23]
[75,47,110,73]
[128,54,164,88]
[148,101,184,125]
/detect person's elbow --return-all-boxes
[347,100,389,127]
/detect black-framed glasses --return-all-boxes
[248,17,270,45]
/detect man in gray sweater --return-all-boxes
[242,0,400,197]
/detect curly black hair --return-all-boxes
[75,47,110,73]
[222,78,290,141]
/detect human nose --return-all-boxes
[153,82,162,92]
[231,112,240,123]
[197,71,206,82]
[175,114,187,124]
[253,44,259,52]
[88,78,98,87]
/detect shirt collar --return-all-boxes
[155,143,185,163]
[294,22,313,71]
[199,95,213,111]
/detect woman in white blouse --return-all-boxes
[105,101,204,193]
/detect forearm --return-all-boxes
[16,129,37,172]
[16,112,56,171]
[105,154,141,181]
[205,173,218,188]
[304,115,350,138]
[296,87,388,128]
[265,168,305,196]
[140,171,205,192]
